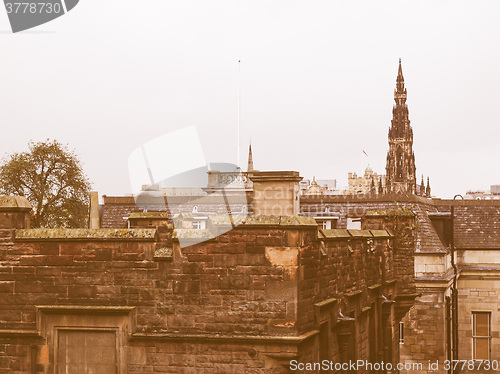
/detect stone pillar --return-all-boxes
[337,317,355,371]
[249,171,303,216]
[0,196,32,229]
[89,191,100,229]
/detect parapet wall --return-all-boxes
[0,200,416,373]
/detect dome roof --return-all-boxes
[305,177,323,196]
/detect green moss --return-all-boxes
[347,230,372,238]
[242,215,281,225]
[242,215,317,226]
[280,216,317,226]
[173,229,212,239]
[129,212,169,219]
[370,230,392,238]
[0,196,31,210]
[154,247,173,259]
[210,215,247,225]
[366,203,415,218]
[320,229,351,239]
[368,203,416,249]
[15,228,157,240]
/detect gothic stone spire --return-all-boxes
[385,59,417,195]
[247,142,254,172]
[396,58,406,99]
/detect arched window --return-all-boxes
[396,147,403,180]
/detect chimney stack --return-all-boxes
[89,191,100,229]
[0,196,31,229]
[249,171,303,216]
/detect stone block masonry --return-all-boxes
[0,198,415,373]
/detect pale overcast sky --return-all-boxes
[0,1,499,199]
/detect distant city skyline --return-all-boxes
[1,1,499,199]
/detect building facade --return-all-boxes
[345,166,383,196]
[299,194,500,372]
[0,193,415,373]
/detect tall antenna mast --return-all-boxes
[237,59,241,169]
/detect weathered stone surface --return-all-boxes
[0,196,31,211]
[0,210,414,373]
[15,228,157,241]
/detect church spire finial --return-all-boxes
[247,141,254,172]
[395,58,406,98]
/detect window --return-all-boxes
[347,218,361,230]
[399,321,404,344]
[192,220,206,229]
[396,147,403,180]
[322,221,331,230]
[428,215,452,248]
[472,312,491,360]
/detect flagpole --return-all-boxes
[362,150,369,171]
[237,60,241,169]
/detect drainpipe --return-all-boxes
[30,345,37,374]
[446,296,452,374]
[450,195,462,372]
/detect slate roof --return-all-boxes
[413,204,447,253]
[451,205,500,249]
[100,196,142,228]
[100,193,500,250]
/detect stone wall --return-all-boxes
[301,195,446,373]
[457,278,500,364]
[0,200,415,373]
